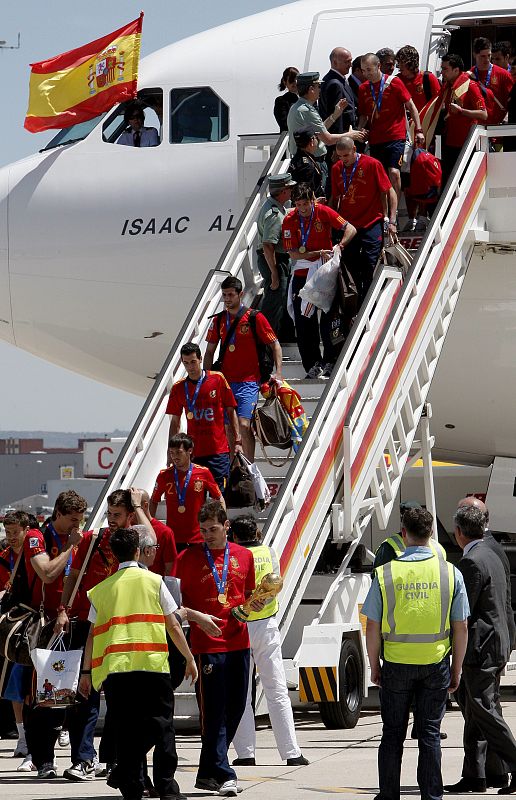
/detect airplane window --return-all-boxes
[102,89,163,145]
[170,87,229,143]
[41,114,106,151]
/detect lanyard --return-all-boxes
[226,307,243,349]
[174,463,193,511]
[203,542,230,603]
[474,63,492,87]
[9,549,14,571]
[369,74,386,112]
[184,370,205,419]
[48,522,72,577]
[341,154,360,196]
[298,205,315,249]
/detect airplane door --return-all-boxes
[306,4,435,69]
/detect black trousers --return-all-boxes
[457,664,516,779]
[104,672,180,800]
[291,273,335,372]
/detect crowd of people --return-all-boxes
[1,34,516,800]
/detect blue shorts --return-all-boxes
[195,453,230,493]
[370,139,405,171]
[227,381,260,421]
[3,663,31,703]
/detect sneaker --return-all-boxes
[403,218,417,233]
[321,362,334,379]
[219,780,239,797]
[415,217,428,232]
[93,755,107,777]
[195,777,221,791]
[305,363,323,380]
[286,754,310,766]
[58,728,70,747]
[63,761,95,781]
[37,762,57,779]
[232,757,255,766]
[13,739,28,758]
[17,754,36,772]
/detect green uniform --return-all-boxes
[256,195,290,334]
[287,99,328,158]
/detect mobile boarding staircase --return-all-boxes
[89,124,501,726]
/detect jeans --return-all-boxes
[344,221,384,305]
[378,657,450,800]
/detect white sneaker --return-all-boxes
[58,729,70,747]
[13,739,28,758]
[17,754,36,772]
[219,780,239,797]
[321,362,334,379]
[93,755,107,777]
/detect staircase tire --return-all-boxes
[318,638,363,729]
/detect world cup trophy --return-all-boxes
[231,572,283,622]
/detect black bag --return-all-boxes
[225,453,256,508]
[249,310,274,383]
[338,255,359,320]
[0,602,48,667]
[252,390,292,451]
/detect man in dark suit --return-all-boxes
[445,505,516,794]
[319,47,360,178]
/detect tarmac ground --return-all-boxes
[2,687,516,799]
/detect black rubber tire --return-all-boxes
[318,637,363,729]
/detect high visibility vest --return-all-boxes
[376,555,454,665]
[88,567,169,690]
[382,533,447,560]
[245,544,280,622]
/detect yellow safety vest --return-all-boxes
[376,555,454,665]
[245,544,280,622]
[382,533,447,560]
[88,567,169,690]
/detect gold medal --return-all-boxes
[178,505,186,514]
[298,245,306,253]
[186,411,194,420]
[218,593,228,605]
[228,344,236,352]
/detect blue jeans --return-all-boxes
[378,657,450,800]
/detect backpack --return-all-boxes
[406,147,442,198]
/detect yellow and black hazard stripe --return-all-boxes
[299,666,337,703]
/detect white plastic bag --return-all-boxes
[240,454,271,510]
[31,633,82,707]
[299,246,341,313]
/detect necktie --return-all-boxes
[133,130,141,147]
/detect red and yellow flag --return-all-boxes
[24,14,143,133]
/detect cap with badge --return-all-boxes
[293,127,317,148]
[268,173,296,191]
[296,71,323,91]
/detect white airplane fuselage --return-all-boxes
[1,0,516,461]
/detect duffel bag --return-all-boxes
[0,602,48,667]
[225,453,256,508]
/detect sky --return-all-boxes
[0,0,293,432]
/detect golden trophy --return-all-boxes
[231,572,283,622]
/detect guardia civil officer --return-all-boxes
[373,500,446,571]
[363,507,469,800]
[79,527,197,800]
[230,515,308,767]
[256,173,296,336]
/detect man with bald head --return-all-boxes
[319,48,357,140]
[329,136,397,303]
[139,488,177,576]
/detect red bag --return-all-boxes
[406,148,442,199]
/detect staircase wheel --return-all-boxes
[318,638,363,729]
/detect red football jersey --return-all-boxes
[331,154,391,230]
[150,518,177,576]
[70,529,118,620]
[166,371,236,457]
[206,308,277,383]
[358,75,411,144]
[0,545,13,589]
[175,542,255,654]
[282,203,347,254]
[443,76,486,148]
[470,64,513,124]
[399,71,440,112]
[151,464,222,544]
[24,527,75,616]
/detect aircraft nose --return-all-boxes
[0,164,14,344]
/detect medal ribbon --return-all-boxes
[341,154,360,196]
[48,522,72,577]
[369,73,386,113]
[225,308,243,348]
[174,463,193,508]
[203,542,230,597]
[474,63,492,88]
[9,549,14,571]
[298,204,315,249]
[184,370,206,417]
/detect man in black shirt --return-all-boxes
[289,129,324,197]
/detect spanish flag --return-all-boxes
[24,14,143,133]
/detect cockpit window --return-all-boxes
[170,87,229,143]
[41,115,106,151]
[102,89,163,145]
